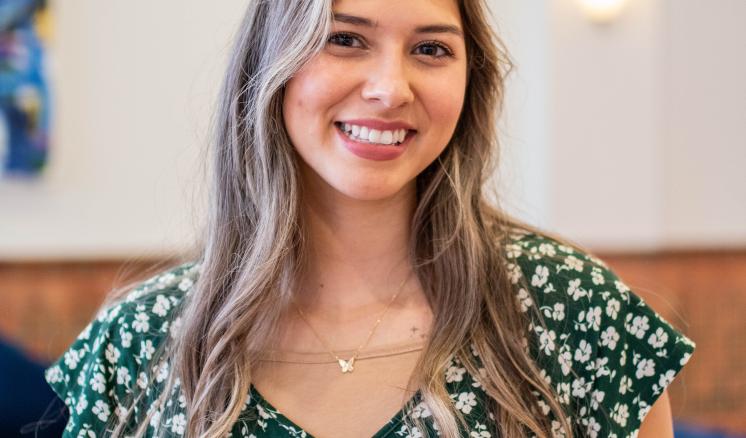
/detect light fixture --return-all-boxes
[577,0,628,24]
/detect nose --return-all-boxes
[360,54,415,109]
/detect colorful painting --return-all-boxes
[0,0,50,178]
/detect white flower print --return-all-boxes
[120,330,133,348]
[75,396,88,415]
[395,424,423,438]
[543,302,565,320]
[178,277,194,292]
[470,342,480,357]
[658,369,676,388]
[600,326,620,350]
[558,346,573,376]
[591,269,605,285]
[446,365,466,383]
[137,371,148,389]
[590,389,605,410]
[409,401,433,419]
[155,360,169,383]
[611,402,629,427]
[593,356,611,378]
[149,409,162,429]
[157,272,176,286]
[571,376,591,398]
[170,316,183,339]
[556,382,571,405]
[153,294,171,317]
[470,421,492,437]
[586,416,601,438]
[170,413,187,435]
[140,339,155,360]
[531,265,549,287]
[552,302,565,321]
[619,375,632,395]
[517,288,533,312]
[614,280,630,293]
[538,243,556,257]
[92,399,110,422]
[635,358,656,379]
[539,368,552,385]
[564,255,584,272]
[105,343,120,364]
[455,392,478,414]
[626,314,650,339]
[585,306,602,331]
[606,298,620,319]
[472,367,487,390]
[567,278,587,301]
[90,372,106,394]
[648,327,669,348]
[46,366,63,384]
[64,348,83,370]
[551,419,567,438]
[536,326,557,355]
[505,243,522,259]
[132,312,150,333]
[574,339,592,363]
[116,366,131,386]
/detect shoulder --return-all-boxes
[44,261,201,435]
[501,228,695,437]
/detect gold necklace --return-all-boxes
[291,274,411,374]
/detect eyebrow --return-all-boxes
[333,12,464,38]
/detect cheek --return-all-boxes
[283,61,349,129]
[423,72,467,140]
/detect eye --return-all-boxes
[327,32,366,49]
[327,32,455,60]
[414,41,454,59]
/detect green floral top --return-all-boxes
[45,230,696,438]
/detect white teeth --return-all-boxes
[338,122,410,145]
[380,130,393,144]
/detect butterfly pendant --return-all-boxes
[338,357,355,373]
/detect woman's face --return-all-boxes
[283,0,468,202]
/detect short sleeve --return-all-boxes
[506,231,696,438]
[44,302,139,437]
[577,260,696,436]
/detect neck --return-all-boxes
[296,173,419,320]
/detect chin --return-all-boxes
[328,175,412,202]
[334,183,402,202]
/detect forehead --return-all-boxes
[331,0,463,32]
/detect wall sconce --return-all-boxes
[577,0,628,24]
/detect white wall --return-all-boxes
[488,0,551,229]
[545,0,746,250]
[546,0,668,250]
[661,0,746,248]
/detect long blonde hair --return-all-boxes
[106,0,577,436]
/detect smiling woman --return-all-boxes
[43,0,695,437]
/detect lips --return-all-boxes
[334,122,414,161]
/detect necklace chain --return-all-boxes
[291,274,411,374]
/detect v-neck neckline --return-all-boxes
[248,382,424,438]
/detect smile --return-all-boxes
[334,122,413,146]
[333,122,416,161]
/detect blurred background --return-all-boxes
[0,0,743,436]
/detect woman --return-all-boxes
[44,0,695,437]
